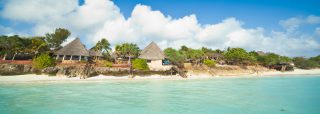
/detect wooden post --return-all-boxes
[79,55,82,61]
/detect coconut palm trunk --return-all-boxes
[2,54,7,60]
[12,52,17,61]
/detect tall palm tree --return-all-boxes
[115,43,140,64]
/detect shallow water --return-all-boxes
[0,76,319,114]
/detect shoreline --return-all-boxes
[0,69,319,83]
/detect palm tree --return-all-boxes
[115,43,140,64]
[93,38,111,53]
[0,36,9,60]
[30,37,49,55]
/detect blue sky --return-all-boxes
[112,0,320,30]
[0,0,319,57]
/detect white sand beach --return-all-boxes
[258,69,320,76]
[0,69,319,83]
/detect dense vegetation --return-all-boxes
[0,27,319,70]
[0,28,70,60]
[114,43,140,63]
[224,48,255,65]
[45,28,71,50]
[102,60,113,68]
[132,58,149,70]
[32,54,55,69]
[203,59,216,68]
[163,48,185,67]
[164,45,319,69]
[293,56,320,69]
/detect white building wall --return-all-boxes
[147,60,172,71]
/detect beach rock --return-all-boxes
[54,66,96,78]
[56,66,74,77]
[42,67,59,75]
[94,67,130,76]
[0,64,32,75]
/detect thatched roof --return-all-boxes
[139,42,165,60]
[55,38,89,56]
[256,51,266,56]
[89,48,102,57]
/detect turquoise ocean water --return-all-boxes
[0,76,319,114]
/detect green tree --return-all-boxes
[189,49,204,64]
[132,58,149,70]
[93,38,111,60]
[0,35,10,60]
[30,37,49,55]
[309,55,320,66]
[164,48,185,67]
[293,57,318,69]
[93,38,111,53]
[45,28,71,50]
[115,43,140,63]
[224,47,254,65]
[258,53,280,66]
[201,47,215,59]
[32,53,56,69]
[178,46,204,64]
[203,59,216,68]
[279,56,292,63]
[102,60,113,68]
[7,35,25,60]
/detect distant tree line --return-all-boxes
[163,46,320,69]
[0,28,319,70]
[0,28,70,60]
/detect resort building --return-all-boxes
[139,42,172,71]
[55,38,89,63]
[89,48,103,61]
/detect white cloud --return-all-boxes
[2,0,78,22]
[279,17,302,32]
[1,0,319,57]
[2,0,123,47]
[315,27,320,36]
[306,15,320,24]
[280,15,320,32]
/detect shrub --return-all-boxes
[103,60,113,68]
[224,48,254,65]
[132,59,149,71]
[204,59,216,68]
[293,57,318,69]
[32,54,55,69]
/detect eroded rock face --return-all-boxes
[55,66,96,78]
[42,67,59,75]
[94,67,130,76]
[0,63,131,77]
[0,64,32,75]
[55,66,81,77]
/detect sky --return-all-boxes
[0,0,319,57]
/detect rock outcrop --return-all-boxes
[0,63,171,78]
[0,64,33,75]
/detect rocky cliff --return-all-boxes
[0,64,131,78]
[0,64,33,75]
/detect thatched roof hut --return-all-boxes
[55,38,89,56]
[89,49,102,57]
[256,51,266,56]
[139,42,165,60]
